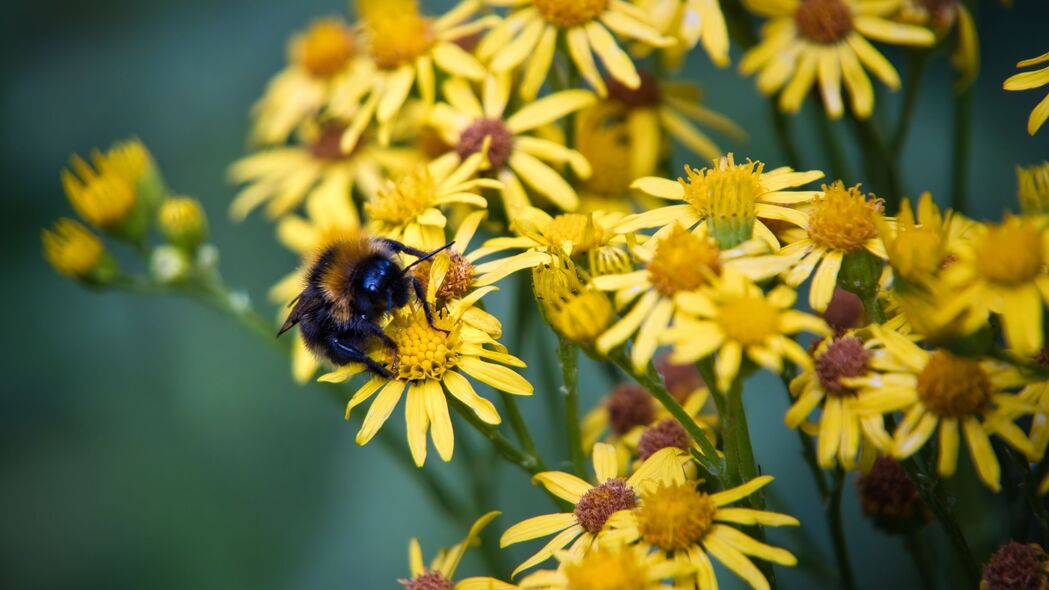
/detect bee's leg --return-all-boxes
[378,238,428,258]
[330,337,392,378]
[411,275,448,332]
[361,322,398,352]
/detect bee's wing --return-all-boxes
[278,296,309,336]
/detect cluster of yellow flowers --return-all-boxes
[46,0,1049,588]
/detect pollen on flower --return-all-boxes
[636,482,716,550]
[916,350,991,417]
[794,0,854,45]
[534,0,608,28]
[401,570,452,590]
[606,70,661,109]
[563,544,646,590]
[607,384,656,435]
[456,118,514,169]
[974,217,1045,286]
[719,297,780,346]
[808,182,881,252]
[385,310,462,381]
[981,542,1049,590]
[544,214,606,253]
[636,419,690,460]
[437,252,475,301]
[293,19,356,78]
[815,336,869,395]
[646,225,722,295]
[574,478,637,534]
[359,0,434,69]
[366,168,437,225]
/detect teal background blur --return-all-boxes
[3,0,1049,588]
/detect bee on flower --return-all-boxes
[1004,50,1049,135]
[740,0,934,118]
[319,299,533,467]
[476,0,674,99]
[428,74,596,213]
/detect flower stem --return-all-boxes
[828,467,858,590]
[849,113,902,212]
[1006,445,1049,540]
[448,395,540,474]
[558,338,586,476]
[892,52,929,154]
[950,87,973,214]
[609,350,724,478]
[812,95,850,182]
[904,530,936,590]
[499,391,542,466]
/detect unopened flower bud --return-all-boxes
[981,541,1049,590]
[150,245,191,284]
[855,456,929,534]
[42,218,116,283]
[158,196,208,251]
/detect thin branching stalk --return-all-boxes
[892,52,930,154]
[828,468,858,590]
[558,338,586,476]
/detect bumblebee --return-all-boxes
[278,235,453,377]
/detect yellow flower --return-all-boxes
[1019,379,1049,464]
[740,0,934,118]
[472,207,628,286]
[531,249,616,346]
[429,74,596,212]
[319,302,532,466]
[61,138,156,237]
[229,120,418,220]
[602,74,746,177]
[786,333,897,469]
[876,192,968,286]
[158,196,208,251]
[1018,162,1049,215]
[251,18,358,144]
[593,226,800,371]
[334,0,495,147]
[518,541,692,589]
[623,154,824,250]
[477,0,673,99]
[665,270,831,391]
[365,152,497,250]
[602,459,799,590]
[1004,51,1049,135]
[780,181,886,312]
[938,215,1049,356]
[400,511,515,590]
[499,444,683,577]
[631,0,730,69]
[572,104,637,213]
[848,325,1035,490]
[894,0,978,89]
[42,218,112,281]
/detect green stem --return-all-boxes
[950,87,973,214]
[1007,446,1049,540]
[770,105,804,170]
[904,531,936,590]
[500,391,543,468]
[850,114,902,212]
[448,395,540,474]
[827,468,858,590]
[813,100,850,182]
[558,338,586,476]
[892,52,929,154]
[609,351,724,478]
[725,377,759,500]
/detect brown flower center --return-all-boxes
[655,354,704,403]
[637,419,690,460]
[794,0,854,45]
[401,571,453,590]
[534,0,608,28]
[855,456,927,531]
[606,70,661,109]
[574,478,637,534]
[607,384,656,435]
[916,350,991,417]
[310,122,353,161]
[981,542,1049,590]
[456,118,514,169]
[815,336,869,395]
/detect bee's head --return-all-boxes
[355,254,411,313]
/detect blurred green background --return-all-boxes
[3,0,1049,588]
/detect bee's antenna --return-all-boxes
[402,241,455,273]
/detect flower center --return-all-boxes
[310,122,354,161]
[534,0,608,28]
[361,0,435,69]
[606,70,661,109]
[43,219,104,278]
[411,250,475,302]
[808,182,881,252]
[401,570,453,590]
[815,336,869,395]
[719,297,780,346]
[544,214,605,253]
[365,168,437,226]
[646,225,722,296]
[636,419,690,460]
[384,310,461,381]
[574,478,637,535]
[679,156,764,248]
[456,118,514,169]
[794,0,854,45]
[563,545,647,590]
[636,482,717,550]
[294,19,356,78]
[822,288,864,332]
[916,350,991,417]
[855,456,925,524]
[891,224,946,282]
[981,542,1049,590]
[974,218,1045,285]
[655,354,704,403]
[607,384,655,435]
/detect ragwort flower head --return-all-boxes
[401,512,514,590]
[625,154,823,250]
[477,0,673,99]
[42,218,114,282]
[631,0,731,69]
[61,138,157,240]
[896,0,979,90]
[980,542,1049,590]
[741,0,934,118]
[319,301,532,467]
[518,541,691,589]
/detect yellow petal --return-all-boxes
[584,21,639,88]
[508,151,580,211]
[406,382,430,466]
[500,512,577,546]
[458,356,534,395]
[520,25,558,99]
[533,471,592,503]
[443,370,502,424]
[963,417,1001,490]
[506,90,597,133]
[592,442,619,482]
[937,417,960,476]
[711,475,775,506]
[356,380,406,445]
